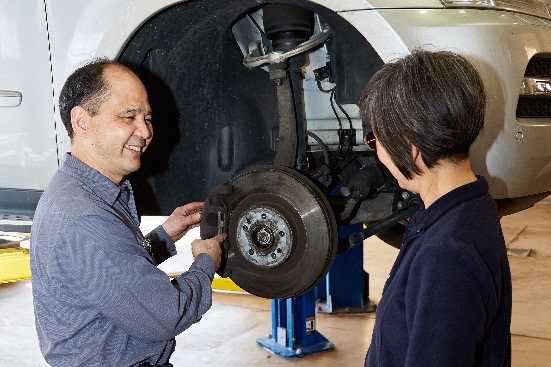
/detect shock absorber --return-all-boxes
[263,4,314,171]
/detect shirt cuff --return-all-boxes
[191,253,216,281]
[147,225,177,256]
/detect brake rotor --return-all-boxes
[201,166,337,299]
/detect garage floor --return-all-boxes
[1,197,549,366]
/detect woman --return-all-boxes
[360,50,511,366]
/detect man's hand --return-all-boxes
[162,202,204,243]
[191,233,227,271]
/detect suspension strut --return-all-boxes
[263,4,314,170]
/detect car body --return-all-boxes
[1,0,551,295]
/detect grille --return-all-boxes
[516,97,551,118]
[525,57,551,76]
[516,56,551,118]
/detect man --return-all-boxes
[30,59,226,367]
[360,50,511,366]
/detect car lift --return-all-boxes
[0,233,31,284]
[257,223,372,357]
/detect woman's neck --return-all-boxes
[415,159,477,208]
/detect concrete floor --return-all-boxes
[1,197,550,366]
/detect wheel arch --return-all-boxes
[117,0,384,215]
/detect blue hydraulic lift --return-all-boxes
[257,223,373,357]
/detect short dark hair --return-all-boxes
[359,50,486,180]
[58,58,134,139]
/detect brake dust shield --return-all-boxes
[200,166,337,299]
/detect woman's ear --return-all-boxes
[411,144,420,162]
[71,106,89,137]
[411,144,429,173]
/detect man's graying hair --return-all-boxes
[359,50,486,180]
[58,58,134,140]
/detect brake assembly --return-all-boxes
[200,165,337,299]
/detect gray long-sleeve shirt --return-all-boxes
[30,153,215,367]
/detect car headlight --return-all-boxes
[440,0,551,20]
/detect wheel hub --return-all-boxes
[235,205,292,268]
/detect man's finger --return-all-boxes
[179,211,202,226]
[178,202,204,216]
[212,233,228,243]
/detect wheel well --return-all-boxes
[118,0,383,215]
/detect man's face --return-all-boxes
[81,66,153,184]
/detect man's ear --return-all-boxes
[71,106,89,137]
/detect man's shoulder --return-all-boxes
[36,169,108,222]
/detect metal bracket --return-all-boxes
[200,182,233,276]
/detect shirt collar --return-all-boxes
[59,153,132,207]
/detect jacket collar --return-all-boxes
[405,176,490,239]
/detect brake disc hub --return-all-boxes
[235,206,292,268]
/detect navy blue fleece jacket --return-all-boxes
[365,177,511,366]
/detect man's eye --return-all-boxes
[145,117,152,124]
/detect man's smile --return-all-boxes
[124,144,144,153]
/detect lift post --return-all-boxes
[257,223,372,357]
[256,289,334,357]
[316,241,373,313]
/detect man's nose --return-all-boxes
[135,117,153,140]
